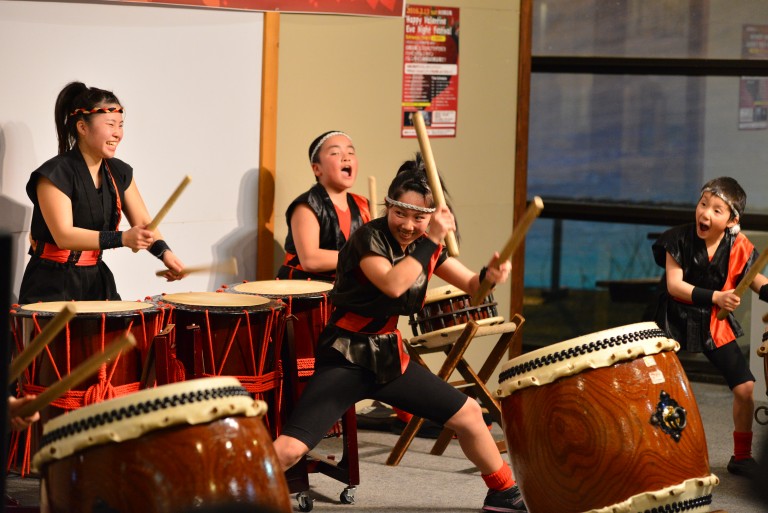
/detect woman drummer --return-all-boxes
[18,81,185,303]
[276,130,371,282]
[272,155,526,513]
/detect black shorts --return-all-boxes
[704,341,755,389]
[281,347,469,449]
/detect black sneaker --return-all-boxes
[727,456,760,478]
[482,484,528,513]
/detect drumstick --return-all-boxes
[716,246,768,320]
[132,175,192,253]
[14,334,136,419]
[368,176,378,217]
[471,196,544,307]
[155,257,238,277]
[8,304,76,385]
[413,111,459,257]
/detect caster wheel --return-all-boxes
[297,492,314,512]
[756,405,768,426]
[340,486,356,504]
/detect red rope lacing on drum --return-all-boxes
[294,293,331,378]
[8,311,142,476]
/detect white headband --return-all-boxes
[309,131,351,163]
[702,187,741,219]
[385,196,436,213]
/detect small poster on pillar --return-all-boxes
[401,5,460,138]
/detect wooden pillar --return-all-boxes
[257,12,280,280]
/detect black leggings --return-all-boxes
[704,341,755,389]
[281,348,468,449]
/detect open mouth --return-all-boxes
[341,165,352,176]
[698,222,710,233]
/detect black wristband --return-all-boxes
[759,284,768,304]
[762,331,768,342]
[479,266,496,290]
[148,239,171,260]
[691,287,714,306]
[99,231,123,250]
[408,238,439,270]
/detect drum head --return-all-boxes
[33,377,266,469]
[233,280,332,298]
[160,291,270,308]
[424,285,468,304]
[498,322,679,396]
[19,300,155,316]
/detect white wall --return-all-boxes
[0,1,264,303]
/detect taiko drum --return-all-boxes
[8,300,161,472]
[34,377,291,513]
[408,284,503,337]
[498,322,719,513]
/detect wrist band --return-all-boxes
[408,239,439,270]
[99,231,123,250]
[691,287,714,306]
[759,284,768,304]
[479,266,496,290]
[148,240,171,260]
[762,331,768,342]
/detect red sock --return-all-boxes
[481,463,514,491]
[733,431,753,461]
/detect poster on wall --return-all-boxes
[105,0,405,16]
[739,25,768,130]
[401,4,459,138]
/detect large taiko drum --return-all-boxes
[8,300,162,473]
[33,377,292,513]
[407,285,504,347]
[498,322,719,513]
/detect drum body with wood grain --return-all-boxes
[34,377,291,513]
[498,322,719,513]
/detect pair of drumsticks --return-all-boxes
[408,111,544,307]
[8,304,136,419]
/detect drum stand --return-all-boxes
[386,314,525,466]
[281,321,359,512]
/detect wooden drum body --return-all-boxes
[34,377,291,513]
[409,284,503,338]
[8,300,161,473]
[498,322,718,513]
[228,280,332,377]
[153,292,284,435]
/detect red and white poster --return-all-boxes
[739,25,768,130]
[105,0,405,16]
[401,5,459,138]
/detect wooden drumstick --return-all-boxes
[155,257,238,277]
[471,196,544,307]
[14,334,137,419]
[716,246,768,320]
[8,304,76,385]
[368,176,378,217]
[133,175,192,253]
[413,111,459,257]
